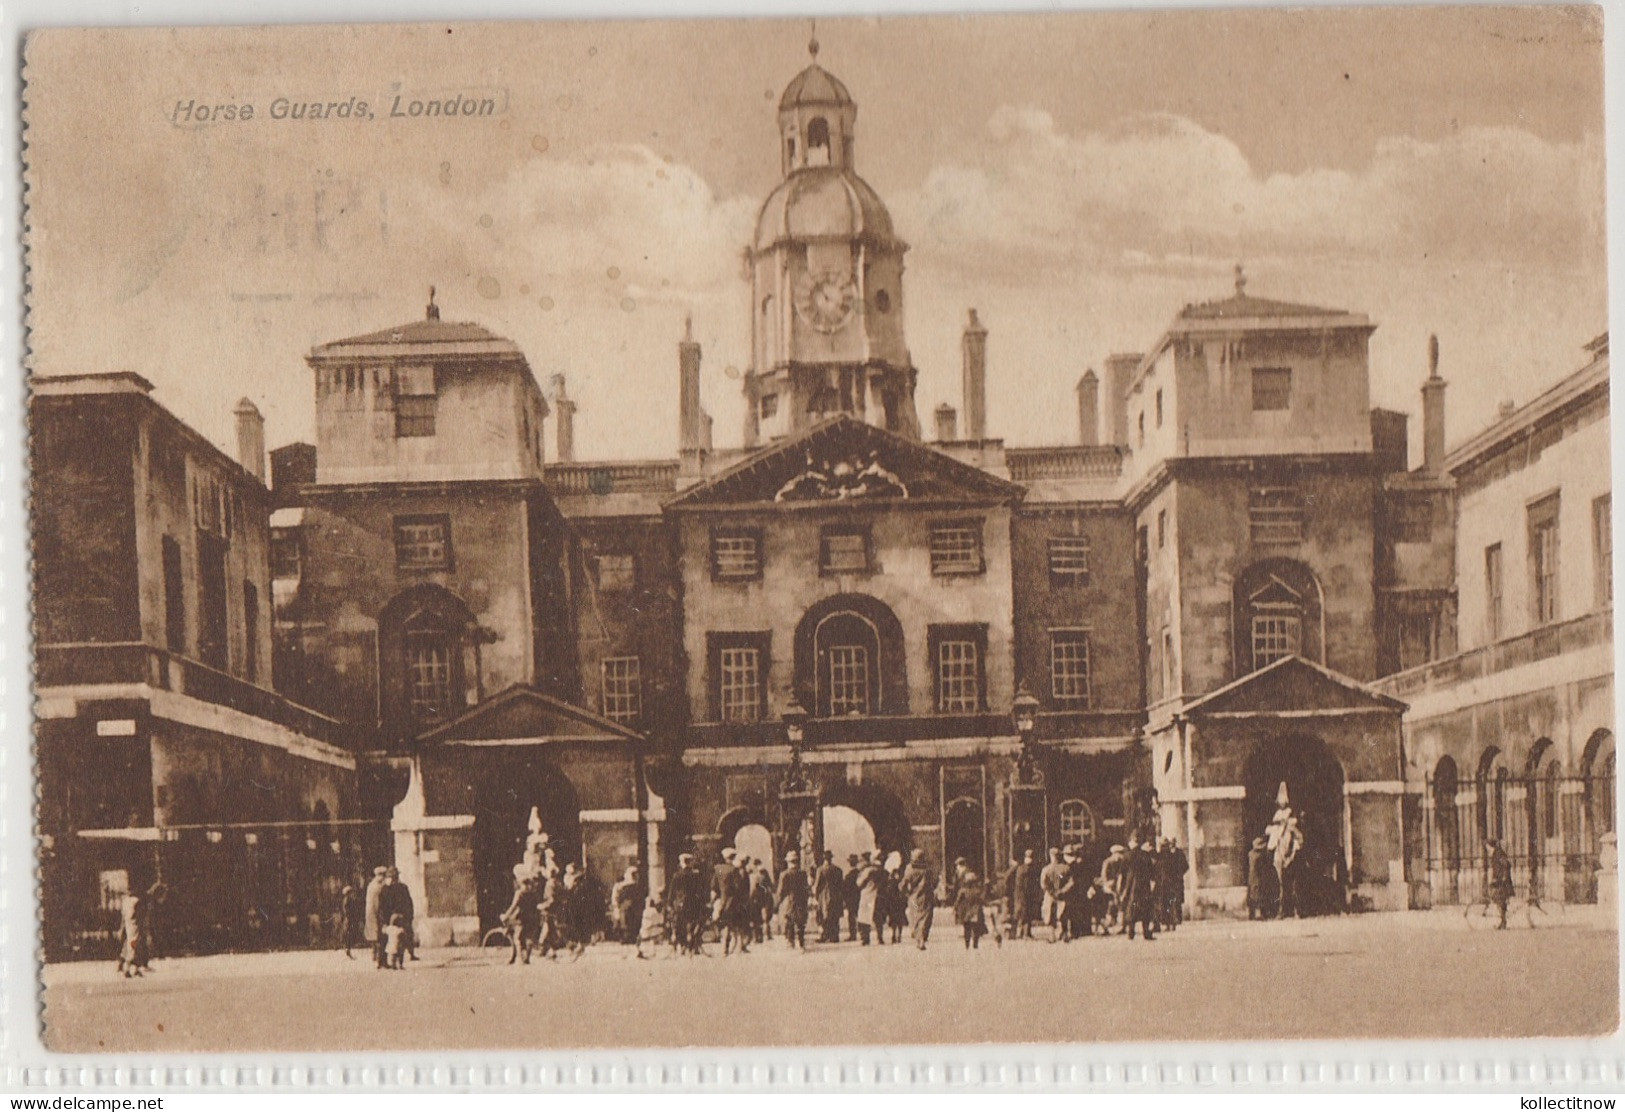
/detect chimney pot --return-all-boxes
[234,398,266,483]
[679,320,704,471]
[1421,335,1448,474]
[961,309,988,441]
[1075,371,1100,446]
[934,403,958,442]
[550,373,576,463]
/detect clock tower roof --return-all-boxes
[751,165,900,254]
[778,63,854,111]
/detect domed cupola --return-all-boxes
[741,39,920,448]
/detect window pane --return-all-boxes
[931,524,982,575]
[395,395,437,438]
[596,553,636,591]
[1251,613,1301,670]
[601,656,642,724]
[719,647,760,722]
[1249,487,1304,544]
[827,645,870,716]
[1047,537,1090,584]
[1252,367,1292,411]
[821,531,868,574]
[407,636,453,721]
[712,532,762,580]
[1059,800,1095,844]
[1050,631,1091,705]
[395,519,449,570]
[1485,544,1503,642]
[938,640,980,712]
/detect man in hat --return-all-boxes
[1039,848,1066,942]
[712,847,751,956]
[1155,838,1188,931]
[900,848,937,950]
[1010,849,1039,940]
[1122,841,1158,941]
[364,865,389,969]
[665,852,709,955]
[1247,836,1275,920]
[775,850,811,950]
[1486,838,1515,929]
[610,864,644,945]
[813,850,844,944]
[1055,846,1083,941]
[842,854,862,941]
[1099,844,1130,934]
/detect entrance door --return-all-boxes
[1243,734,1346,915]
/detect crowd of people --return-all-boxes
[478,836,1196,962]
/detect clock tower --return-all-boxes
[743,41,920,447]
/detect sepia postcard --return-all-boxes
[20,9,1617,1056]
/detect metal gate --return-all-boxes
[1423,771,1612,905]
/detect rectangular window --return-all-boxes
[243,581,259,683]
[406,634,453,721]
[1161,627,1176,697]
[719,647,761,723]
[820,527,870,575]
[1595,494,1612,608]
[1251,367,1292,411]
[1155,389,1164,428]
[1395,498,1433,543]
[394,515,452,571]
[1529,494,1561,625]
[270,531,301,579]
[1156,509,1167,550]
[1249,487,1304,544]
[1485,543,1504,642]
[196,531,228,671]
[930,624,988,713]
[1137,411,1145,447]
[1048,536,1091,587]
[1049,630,1091,706]
[759,393,778,420]
[162,536,186,654]
[930,521,984,576]
[1398,610,1438,671]
[710,528,763,582]
[1251,612,1301,670]
[600,657,642,724]
[595,552,636,592]
[827,645,871,716]
[394,364,437,438]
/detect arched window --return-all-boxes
[1233,559,1323,676]
[379,585,477,737]
[816,611,880,717]
[806,117,831,165]
[1058,799,1096,846]
[1433,756,1460,870]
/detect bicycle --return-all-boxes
[1462,889,1566,930]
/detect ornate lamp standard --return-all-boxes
[777,697,822,864]
[1008,681,1047,861]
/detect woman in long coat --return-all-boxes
[854,853,882,944]
[900,849,936,950]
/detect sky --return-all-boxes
[22,8,1607,464]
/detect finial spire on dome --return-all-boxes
[426,285,440,321]
[1233,264,1247,297]
[808,19,819,59]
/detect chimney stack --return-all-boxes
[550,373,576,463]
[234,398,266,483]
[1421,333,1447,474]
[679,316,704,468]
[1103,353,1141,448]
[961,309,987,441]
[934,403,959,442]
[1076,370,1100,446]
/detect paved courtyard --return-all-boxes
[42,911,1619,1052]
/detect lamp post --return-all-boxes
[777,697,821,863]
[1009,680,1047,861]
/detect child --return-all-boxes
[953,871,988,950]
[636,895,666,960]
[382,912,407,970]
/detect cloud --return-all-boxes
[897,106,1604,280]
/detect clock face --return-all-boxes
[794,269,858,334]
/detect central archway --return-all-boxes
[472,756,580,933]
[1244,734,1346,915]
[820,782,913,866]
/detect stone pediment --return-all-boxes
[415,684,642,745]
[1181,656,1406,718]
[667,415,1023,508]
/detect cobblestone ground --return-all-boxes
[42,911,1619,1052]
